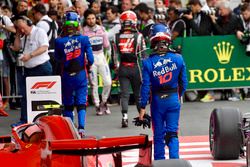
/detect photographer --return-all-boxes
[236,3,250,100]
[182,0,214,36]
[153,0,168,24]
[167,7,186,40]
[236,3,250,55]
[211,0,241,35]
[201,0,217,14]
[10,16,52,127]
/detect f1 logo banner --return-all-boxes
[26,76,62,122]
[31,81,56,89]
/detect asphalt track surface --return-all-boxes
[0,100,249,167]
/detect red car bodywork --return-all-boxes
[0,116,152,167]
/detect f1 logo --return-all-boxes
[31,81,56,89]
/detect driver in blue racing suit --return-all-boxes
[139,23,188,160]
[54,11,94,135]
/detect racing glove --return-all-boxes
[133,114,151,129]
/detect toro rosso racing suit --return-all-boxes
[140,51,188,160]
[54,34,94,129]
[83,25,112,107]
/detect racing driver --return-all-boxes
[113,10,147,128]
[139,23,188,160]
[54,11,94,135]
[82,9,112,116]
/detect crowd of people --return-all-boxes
[0,0,249,160]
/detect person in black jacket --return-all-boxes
[210,0,242,35]
[236,3,250,100]
[183,0,214,36]
[167,7,186,40]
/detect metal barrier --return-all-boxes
[0,60,22,99]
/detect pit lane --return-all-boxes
[1,100,249,167]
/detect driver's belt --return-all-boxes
[154,87,178,99]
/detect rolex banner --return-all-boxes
[173,35,250,90]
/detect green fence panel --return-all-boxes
[173,35,250,90]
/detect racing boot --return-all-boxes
[100,102,111,115]
[78,128,85,138]
[121,112,128,128]
[121,118,128,128]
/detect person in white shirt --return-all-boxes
[10,16,52,127]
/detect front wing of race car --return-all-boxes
[41,134,152,167]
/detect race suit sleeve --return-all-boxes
[178,56,188,97]
[137,33,147,60]
[83,36,94,66]
[102,28,111,56]
[102,28,110,49]
[140,59,151,109]
[111,34,120,68]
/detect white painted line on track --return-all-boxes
[180,142,209,146]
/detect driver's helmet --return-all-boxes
[23,124,43,143]
[149,23,172,51]
[120,10,137,31]
[63,11,80,34]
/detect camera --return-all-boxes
[246,44,250,56]
[154,14,166,20]
[241,30,250,44]
[16,52,24,66]
[96,14,102,21]
[241,29,250,56]
[178,7,192,17]
[96,13,102,25]
[202,7,216,15]
[155,7,167,14]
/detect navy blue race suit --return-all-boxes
[55,34,94,129]
[140,51,188,160]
